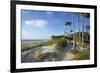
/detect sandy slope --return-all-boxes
[21,42,81,62]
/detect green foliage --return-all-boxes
[36,52,58,62]
[51,35,73,41]
[36,53,47,62]
[46,39,61,45]
[85,24,90,32]
[79,42,90,48]
[57,38,67,47]
[21,46,33,52]
[70,49,79,55]
[56,38,67,51]
[74,32,90,44]
[65,36,73,40]
[51,35,65,39]
[74,49,90,60]
[21,43,45,52]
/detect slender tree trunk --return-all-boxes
[73,13,76,49]
[86,29,88,42]
[78,14,81,44]
[82,15,84,47]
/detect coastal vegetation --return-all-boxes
[21,12,90,62]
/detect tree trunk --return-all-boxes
[78,14,81,44]
[73,13,76,49]
[82,15,84,47]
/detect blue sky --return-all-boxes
[21,10,90,40]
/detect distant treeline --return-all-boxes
[51,35,73,40]
[51,32,90,43]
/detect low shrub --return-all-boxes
[46,39,61,46]
[36,52,58,62]
[21,43,45,52]
[21,45,33,51]
[36,53,47,62]
[70,49,79,55]
[57,38,67,47]
[74,49,90,60]
[51,35,73,41]
[56,38,67,51]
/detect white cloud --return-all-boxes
[24,19,48,29]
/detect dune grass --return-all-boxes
[46,39,61,45]
[35,52,58,62]
[21,43,45,52]
[74,49,90,60]
[56,38,67,51]
[69,49,79,55]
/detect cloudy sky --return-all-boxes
[21,10,90,40]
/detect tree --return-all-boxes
[72,12,76,49]
[75,13,81,43]
[82,14,84,47]
[85,24,90,42]
[78,13,81,43]
[64,21,72,36]
[81,13,90,46]
[85,24,90,33]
